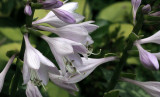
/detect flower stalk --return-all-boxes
[106,6,144,92]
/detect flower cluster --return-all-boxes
[22,1,118,97]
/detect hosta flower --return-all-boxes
[34,21,98,44]
[121,77,160,97]
[41,35,88,75]
[137,30,160,44]
[135,42,159,70]
[24,3,32,16]
[49,57,117,83]
[32,2,84,27]
[42,0,63,9]
[149,11,160,17]
[26,81,42,97]
[131,0,141,24]
[0,54,16,92]
[23,34,59,85]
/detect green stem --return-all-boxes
[106,6,144,92]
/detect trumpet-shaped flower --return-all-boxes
[32,2,84,27]
[49,57,117,84]
[121,78,160,97]
[23,34,59,85]
[0,54,16,92]
[24,3,32,16]
[135,42,159,70]
[26,81,42,97]
[41,35,88,75]
[131,0,141,24]
[34,21,98,44]
[137,30,160,44]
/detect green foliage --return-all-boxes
[103,90,119,97]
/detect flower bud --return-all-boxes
[43,0,63,9]
[142,4,151,14]
[24,4,32,16]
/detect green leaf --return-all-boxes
[0,43,21,61]
[46,82,69,97]
[0,18,22,41]
[104,90,119,97]
[109,23,133,39]
[97,1,132,22]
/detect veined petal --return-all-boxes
[22,60,30,84]
[41,36,74,56]
[137,30,160,44]
[135,42,159,70]
[52,9,76,24]
[42,0,63,9]
[24,35,40,70]
[67,53,82,67]
[26,81,42,97]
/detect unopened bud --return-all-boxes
[142,4,151,14]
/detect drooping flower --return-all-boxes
[26,81,42,97]
[41,35,88,75]
[0,54,16,92]
[42,0,63,9]
[23,34,59,85]
[121,77,160,97]
[34,21,98,44]
[131,0,142,24]
[149,11,160,17]
[49,57,117,84]
[135,41,159,70]
[32,2,84,27]
[137,30,160,44]
[24,3,32,16]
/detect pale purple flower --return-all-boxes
[49,57,117,84]
[34,21,98,44]
[0,54,16,92]
[32,2,84,27]
[42,0,63,9]
[135,42,159,70]
[23,34,59,85]
[26,81,42,97]
[131,0,142,24]
[142,4,151,14]
[121,77,160,97]
[24,4,32,16]
[41,35,88,75]
[137,30,160,44]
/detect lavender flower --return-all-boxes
[49,57,117,84]
[24,3,32,16]
[0,54,16,92]
[34,21,98,44]
[135,42,159,70]
[131,0,142,24]
[32,2,84,27]
[41,35,88,75]
[142,4,151,14]
[23,34,59,85]
[121,78,160,97]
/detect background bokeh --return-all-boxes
[0,0,160,97]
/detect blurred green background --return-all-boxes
[0,0,160,97]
